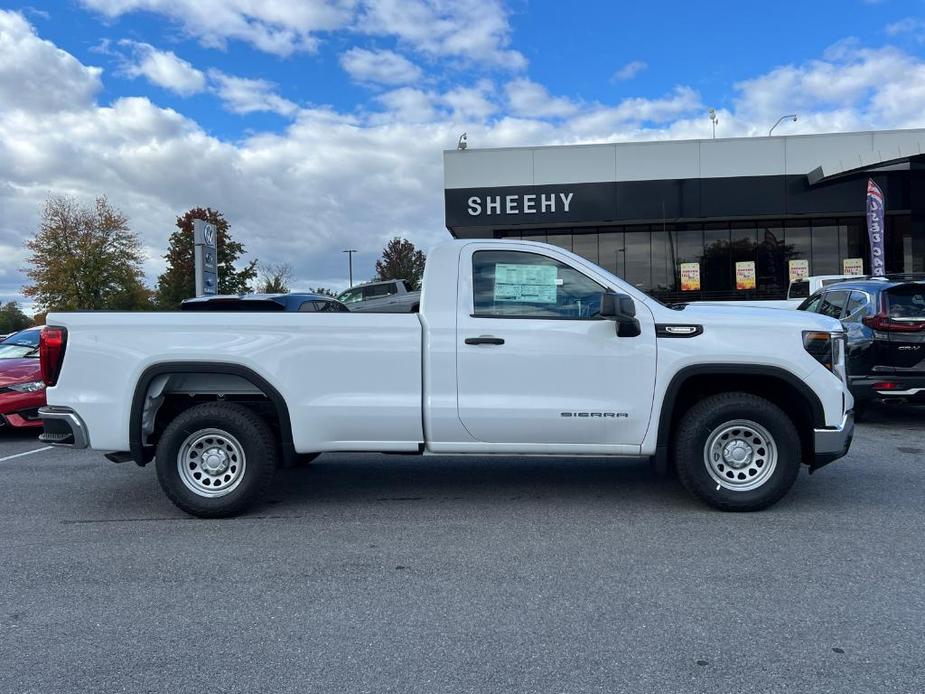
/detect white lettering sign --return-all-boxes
[465,191,577,217]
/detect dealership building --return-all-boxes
[443,128,925,301]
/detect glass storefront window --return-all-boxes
[546,232,573,252]
[572,231,599,265]
[599,230,625,277]
[731,222,757,292]
[756,223,786,295]
[785,222,811,278]
[812,219,839,275]
[838,219,866,274]
[703,223,731,293]
[650,230,678,292]
[623,227,651,290]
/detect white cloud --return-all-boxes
[442,80,497,120]
[208,70,298,116]
[374,87,436,122]
[886,17,925,40]
[118,40,206,95]
[612,60,647,82]
[357,0,526,68]
[0,10,102,113]
[505,78,578,118]
[339,47,422,85]
[80,0,526,68]
[80,0,354,56]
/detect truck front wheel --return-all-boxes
[155,402,278,518]
[674,392,801,511]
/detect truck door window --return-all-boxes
[472,250,605,319]
[364,283,394,299]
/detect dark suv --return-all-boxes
[797,275,925,412]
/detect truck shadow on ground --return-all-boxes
[268,456,692,510]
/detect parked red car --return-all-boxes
[0,327,45,429]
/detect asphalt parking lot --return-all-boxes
[1,405,923,694]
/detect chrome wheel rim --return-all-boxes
[177,428,246,498]
[703,419,777,492]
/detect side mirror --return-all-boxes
[600,292,641,337]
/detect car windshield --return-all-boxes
[0,329,40,358]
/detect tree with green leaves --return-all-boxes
[23,195,151,311]
[155,208,258,308]
[375,237,426,290]
[0,302,32,334]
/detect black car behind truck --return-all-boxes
[798,275,925,413]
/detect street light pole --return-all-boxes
[708,108,719,139]
[342,249,357,287]
[769,114,798,136]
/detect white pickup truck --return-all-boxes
[38,239,854,518]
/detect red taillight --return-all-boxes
[39,326,67,387]
[862,313,925,332]
[872,381,898,390]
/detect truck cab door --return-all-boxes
[455,245,657,449]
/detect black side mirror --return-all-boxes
[600,292,641,337]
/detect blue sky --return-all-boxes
[1,0,924,304]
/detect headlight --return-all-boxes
[7,380,46,393]
[803,331,846,382]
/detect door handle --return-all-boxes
[465,336,505,345]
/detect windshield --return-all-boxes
[0,329,40,359]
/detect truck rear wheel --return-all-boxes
[155,402,277,518]
[674,392,801,511]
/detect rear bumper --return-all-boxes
[38,406,89,448]
[850,376,925,401]
[810,411,854,472]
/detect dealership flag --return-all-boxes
[866,178,886,276]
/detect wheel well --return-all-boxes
[130,364,295,467]
[660,372,820,465]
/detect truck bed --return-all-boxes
[45,311,424,453]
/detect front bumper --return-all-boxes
[0,390,47,428]
[810,411,854,472]
[38,406,89,448]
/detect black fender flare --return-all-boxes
[652,364,826,474]
[129,362,295,467]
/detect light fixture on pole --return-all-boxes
[342,249,357,287]
[769,114,798,136]
[457,132,468,150]
[708,109,719,139]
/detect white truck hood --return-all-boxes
[660,302,843,333]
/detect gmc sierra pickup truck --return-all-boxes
[38,239,854,518]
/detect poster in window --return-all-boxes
[679,263,701,291]
[493,263,558,303]
[735,261,756,290]
[788,259,809,282]
[843,257,864,276]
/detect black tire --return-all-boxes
[155,402,277,518]
[674,392,801,512]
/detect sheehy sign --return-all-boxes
[467,192,574,217]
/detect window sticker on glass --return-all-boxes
[494,263,558,303]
